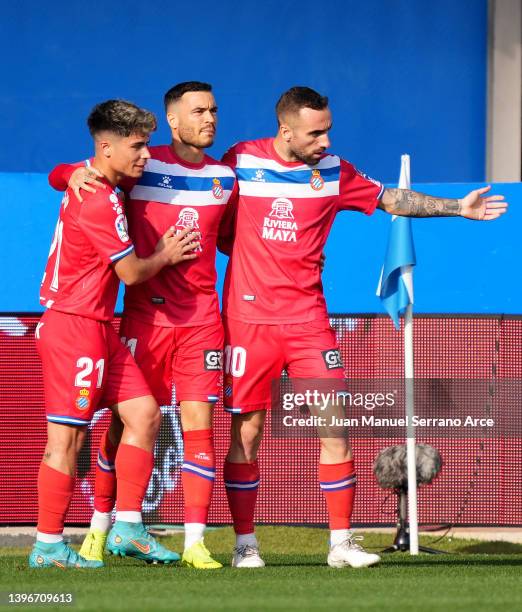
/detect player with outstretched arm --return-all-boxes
[219,86,507,569]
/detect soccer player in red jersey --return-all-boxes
[220,87,507,568]
[30,100,198,569]
[48,83,237,569]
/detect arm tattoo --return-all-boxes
[380,188,462,217]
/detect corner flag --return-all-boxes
[376,155,416,329]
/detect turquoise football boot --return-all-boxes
[29,540,104,569]
[107,521,180,564]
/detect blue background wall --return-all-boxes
[2,174,518,314]
[2,0,486,182]
[3,0,518,314]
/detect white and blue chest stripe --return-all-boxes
[130,158,235,207]
[235,153,340,198]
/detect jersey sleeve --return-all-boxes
[48,162,85,192]
[217,180,239,255]
[337,159,385,215]
[79,191,135,264]
[221,145,238,170]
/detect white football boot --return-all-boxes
[327,533,381,568]
[231,544,266,568]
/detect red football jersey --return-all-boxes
[123,146,237,327]
[40,182,134,321]
[49,146,238,327]
[221,138,384,324]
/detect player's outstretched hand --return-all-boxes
[69,166,106,202]
[156,227,200,265]
[460,185,508,221]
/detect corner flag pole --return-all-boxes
[376,154,418,554]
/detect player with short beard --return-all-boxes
[220,86,507,569]
[48,83,238,570]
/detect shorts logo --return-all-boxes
[212,178,224,199]
[115,214,130,243]
[322,349,343,370]
[224,374,233,397]
[204,350,223,371]
[75,388,91,411]
[310,169,324,191]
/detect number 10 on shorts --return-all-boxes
[224,345,246,378]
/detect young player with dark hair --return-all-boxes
[31,99,196,569]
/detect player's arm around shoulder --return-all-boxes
[114,227,199,286]
[378,185,508,221]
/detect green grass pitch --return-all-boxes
[2,527,522,611]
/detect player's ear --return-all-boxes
[166,110,179,131]
[279,122,292,143]
[99,139,112,158]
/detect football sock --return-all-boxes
[318,460,356,531]
[36,532,63,544]
[114,443,153,518]
[330,529,351,547]
[184,523,206,550]
[182,429,215,524]
[90,509,112,533]
[181,428,215,550]
[37,463,74,537]
[94,428,117,514]
[236,532,258,548]
[115,511,142,523]
[224,460,260,535]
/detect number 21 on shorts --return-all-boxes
[75,357,105,388]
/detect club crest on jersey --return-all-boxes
[310,169,324,191]
[115,214,130,243]
[75,388,90,411]
[262,198,298,243]
[212,178,224,199]
[176,207,202,252]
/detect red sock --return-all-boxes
[94,428,118,513]
[223,460,260,534]
[37,463,75,534]
[181,429,215,524]
[319,460,356,530]
[115,444,154,512]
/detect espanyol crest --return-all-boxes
[212,177,224,199]
[310,169,324,191]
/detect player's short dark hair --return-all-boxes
[164,81,213,110]
[87,100,156,137]
[276,86,329,123]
